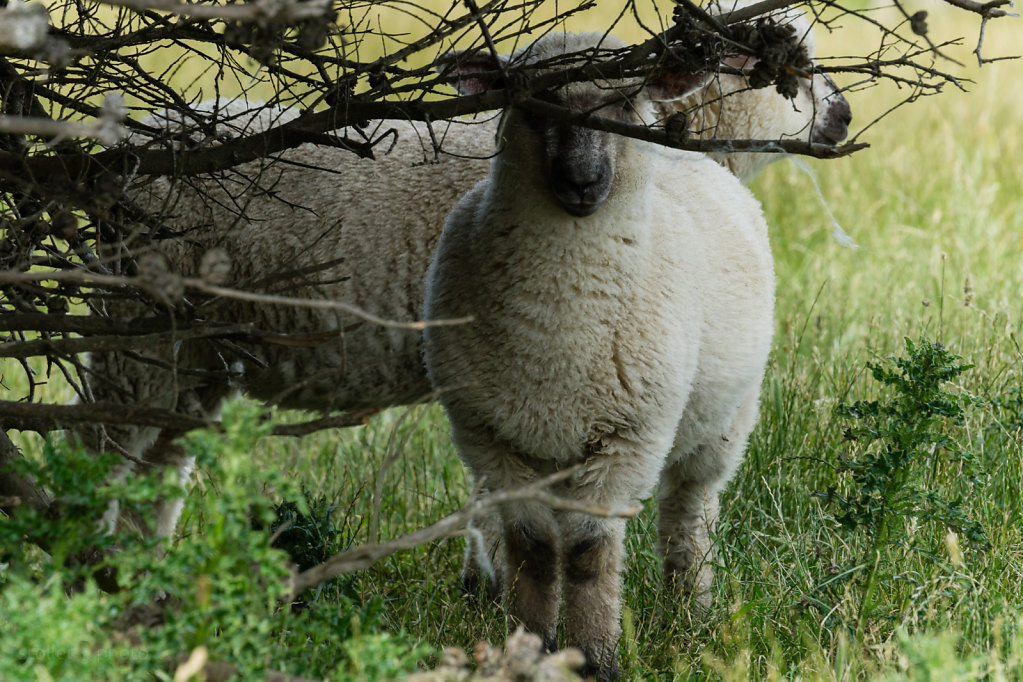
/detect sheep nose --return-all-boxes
[550,161,611,217]
[812,77,853,145]
[815,94,852,144]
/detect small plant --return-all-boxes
[261,492,361,606]
[820,338,988,630]
[0,401,431,680]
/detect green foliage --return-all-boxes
[0,437,172,584]
[826,338,986,546]
[0,402,430,681]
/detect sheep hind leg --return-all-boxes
[499,501,561,652]
[561,514,625,681]
[104,383,230,539]
[657,387,761,608]
[142,383,232,538]
[460,499,504,602]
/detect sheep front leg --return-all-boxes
[657,387,760,606]
[656,463,722,607]
[561,514,625,681]
[499,501,561,652]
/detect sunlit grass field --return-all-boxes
[7,1,1023,679]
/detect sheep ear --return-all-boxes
[435,50,509,95]
[646,72,711,102]
[722,53,758,69]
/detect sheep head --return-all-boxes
[436,33,707,217]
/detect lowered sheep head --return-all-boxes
[669,1,852,179]
[436,33,707,217]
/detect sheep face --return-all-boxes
[526,87,640,217]
[436,33,706,218]
[666,1,853,180]
[709,59,850,144]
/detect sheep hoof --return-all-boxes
[580,658,620,682]
[460,567,501,604]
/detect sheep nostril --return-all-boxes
[834,98,853,126]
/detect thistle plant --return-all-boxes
[822,338,987,630]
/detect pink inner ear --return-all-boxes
[436,52,506,96]
[447,65,498,96]
[648,71,712,102]
[722,54,758,69]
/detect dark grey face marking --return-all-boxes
[811,74,852,145]
[532,89,637,217]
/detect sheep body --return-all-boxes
[84,115,492,533]
[422,32,773,678]
[96,0,843,415]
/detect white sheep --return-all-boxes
[83,6,846,543]
[422,32,775,679]
[683,0,852,180]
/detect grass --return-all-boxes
[5,2,1023,680]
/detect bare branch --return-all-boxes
[0,113,123,145]
[268,408,383,437]
[939,0,1016,19]
[187,279,475,331]
[96,0,332,22]
[0,312,188,335]
[0,323,262,360]
[0,399,210,434]
[0,1,49,52]
[0,270,473,331]
[0,428,52,516]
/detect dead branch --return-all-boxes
[0,323,261,359]
[171,647,321,682]
[98,0,332,23]
[940,0,1016,19]
[0,312,190,335]
[187,279,475,331]
[0,2,49,52]
[0,93,126,144]
[0,399,211,434]
[0,427,52,516]
[286,469,642,599]
[268,408,382,437]
[0,270,473,330]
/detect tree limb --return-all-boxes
[98,0,332,23]
[268,409,382,437]
[0,427,52,516]
[0,399,211,433]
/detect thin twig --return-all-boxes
[268,409,382,437]
[0,270,474,331]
